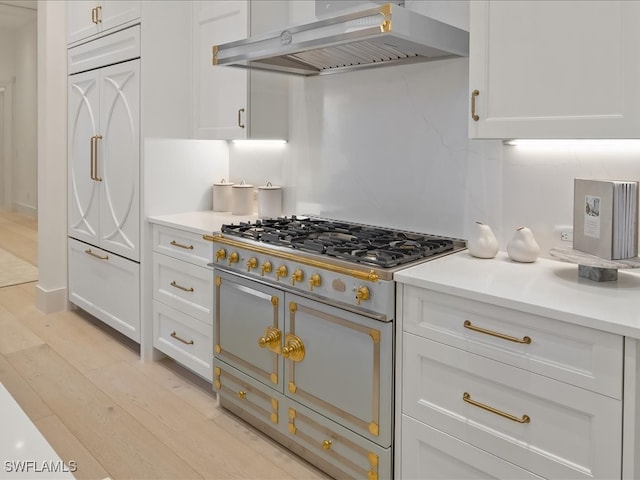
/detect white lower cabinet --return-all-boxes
[151,224,213,381]
[68,238,140,341]
[397,284,624,479]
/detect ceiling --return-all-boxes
[0,1,37,31]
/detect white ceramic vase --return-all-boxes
[467,222,499,259]
[507,226,540,263]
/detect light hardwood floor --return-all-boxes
[0,210,328,480]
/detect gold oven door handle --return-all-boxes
[463,320,531,344]
[463,392,530,424]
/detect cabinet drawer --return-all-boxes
[403,332,622,480]
[68,238,140,342]
[68,24,140,74]
[153,301,212,381]
[153,253,213,323]
[401,287,623,398]
[401,415,544,480]
[153,225,213,267]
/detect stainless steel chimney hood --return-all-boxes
[212,3,469,76]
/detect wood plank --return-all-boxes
[33,414,110,480]
[6,344,203,480]
[0,304,45,355]
[0,353,52,422]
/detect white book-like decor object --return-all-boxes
[573,179,638,260]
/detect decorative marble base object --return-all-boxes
[549,246,640,282]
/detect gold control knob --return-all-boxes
[322,440,333,450]
[237,390,247,399]
[282,334,305,362]
[215,249,226,262]
[275,265,288,280]
[355,286,370,305]
[258,327,281,349]
[228,251,239,266]
[291,269,304,285]
[246,257,258,272]
[261,261,273,276]
[308,273,322,291]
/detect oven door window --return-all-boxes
[284,293,393,448]
[215,270,285,392]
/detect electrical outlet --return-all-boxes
[561,231,573,242]
[555,225,573,242]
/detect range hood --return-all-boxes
[212,3,469,76]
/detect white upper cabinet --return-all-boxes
[192,0,289,140]
[469,1,640,139]
[67,1,141,45]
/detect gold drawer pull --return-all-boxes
[85,249,108,260]
[170,281,194,292]
[322,440,332,450]
[463,320,531,344]
[238,390,247,399]
[170,240,194,250]
[463,392,530,424]
[170,331,194,345]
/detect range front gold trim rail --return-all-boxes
[463,320,532,344]
[170,331,194,345]
[85,249,108,260]
[463,392,530,424]
[170,281,194,292]
[170,240,193,250]
[209,234,380,282]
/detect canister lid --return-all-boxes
[232,179,253,188]
[214,178,234,186]
[259,181,281,190]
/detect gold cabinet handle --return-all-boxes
[237,390,247,399]
[95,5,102,23]
[170,240,194,250]
[291,268,304,285]
[355,286,370,305]
[228,251,239,266]
[471,89,480,121]
[282,333,305,362]
[238,108,245,128]
[463,320,531,344]
[170,331,194,345]
[463,392,530,424]
[258,327,281,351]
[91,7,97,24]
[85,249,108,260]
[322,440,332,450]
[261,261,273,276]
[170,281,194,292]
[90,135,103,181]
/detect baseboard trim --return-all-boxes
[35,284,68,313]
[13,202,37,217]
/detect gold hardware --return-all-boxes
[203,234,215,242]
[271,296,279,306]
[270,413,278,424]
[272,399,278,410]
[463,392,530,424]
[270,372,278,384]
[355,286,370,305]
[288,408,297,434]
[369,330,380,343]
[215,344,221,354]
[368,470,379,480]
[237,390,247,399]
[308,273,321,291]
[369,422,379,436]
[238,108,245,128]
[368,452,379,467]
[368,452,379,480]
[215,276,221,287]
[246,257,258,272]
[215,249,226,262]
[322,440,332,450]
[215,367,221,376]
[282,333,305,362]
[463,320,532,344]
[258,326,281,350]
[291,268,304,285]
[214,380,221,389]
[261,261,273,276]
[289,302,297,312]
[288,423,296,434]
[170,240,193,250]
[170,281,194,292]
[95,5,102,23]
[212,234,382,282]
[288,381,297,393]
[271,398,278,423]
[275,265,288,280]
[228,251,239,265]
[471,89,480,121]
[91,7,97,23]
[90,135,103,181]
[212,45,219,65]
[170,331,194,345]
[85,249,108,260]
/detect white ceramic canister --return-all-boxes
[231,180,254,215]
[212,178,234,212]
[258,182,282,219]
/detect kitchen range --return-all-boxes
[206,216,465,479]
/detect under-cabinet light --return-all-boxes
[504,139,640,151]
[230,139,287,148]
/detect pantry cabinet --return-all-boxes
[67,0,140,44]
[192,0,289,140]
[468,0,640,139]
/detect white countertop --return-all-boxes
[147,211,259,236]
[394,251,640,339]
[0,383,75,479]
